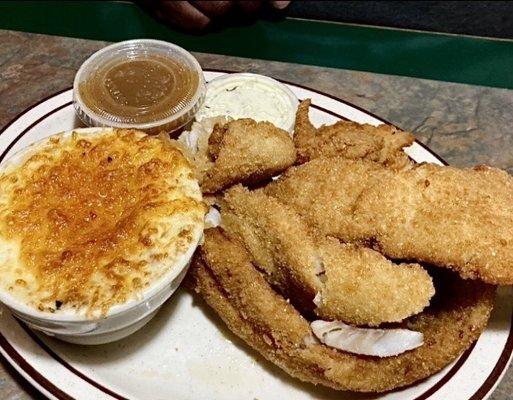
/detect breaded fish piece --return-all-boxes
[316,238,434,325]
[294,99,414,168]
[221,185,434,326]
[221,185,321,314]
[200,119,296,193]
[190,228,495,392]
[267,157,513,284]
[265,158,385,243]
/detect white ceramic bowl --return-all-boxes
[0,128,204,345]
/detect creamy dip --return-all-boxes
[195,73,298,132]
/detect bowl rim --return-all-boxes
[73,39,206,131]
[0,127,204,323]
[201,72,299,133]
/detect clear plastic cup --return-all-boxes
[195,73,298,133]
[73,39,205,134]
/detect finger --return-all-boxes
[154,1,211,32]
[236,0,263,14]
[192,1,234,17]
[270,1,291,9]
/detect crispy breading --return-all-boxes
[354,163,513,283]
[190,229,495,392]
[221,185,321,314]
[317,238,434,325]
[221,185,434,326]
[200,119,296,193]
[266,157,513,284]
[294,99,414,168]
[265,158,385,243]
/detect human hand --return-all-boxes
[144,1,291,33]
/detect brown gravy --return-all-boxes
[79,54,199,125]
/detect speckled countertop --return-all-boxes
[0,29,512,400]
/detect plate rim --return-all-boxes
[0,69,511,400]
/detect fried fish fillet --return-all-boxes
[294,99,414,168]
[221,185,434,326]
[190,228,495,392]
[266,157,513,284]
[200,119,296,193]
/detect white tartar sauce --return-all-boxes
[195,73,298,132]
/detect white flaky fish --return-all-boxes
[311,320,423,357]
[205,207,221,228]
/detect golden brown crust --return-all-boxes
[221,185,434,326]
[317,239,434,325]
[201,119,296,193]
[0,129,205,314]
[221,185,321,313]
[190,229,495,393]
[294,99,414,168]
[354,163,513,284]
[265,158,386,243]
[267,157,513,284]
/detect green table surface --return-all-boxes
[2,0,513,89]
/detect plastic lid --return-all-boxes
[73,39,205,134]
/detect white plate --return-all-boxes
[0,70,511,400]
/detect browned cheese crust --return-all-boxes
[201,119,296,193]
[189,229,495,393]
[266,157,513,284]
[0,129,205,314]
[221,185,434,326]
[294,99,414,168]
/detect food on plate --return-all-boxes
[179,97,509,392]
[310,320,424,357]
[294,99,414,168]
[267,157,513,284]
[74,40,205,133]
[265,158,385,243]
[179,118,296,194]
[190,228,495,392]
[315,238,433,325]
[221,185,434,326]
[195,73,298,132]
[178,116,232,181]
[0,129,205,316]
[181,96,510,392]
